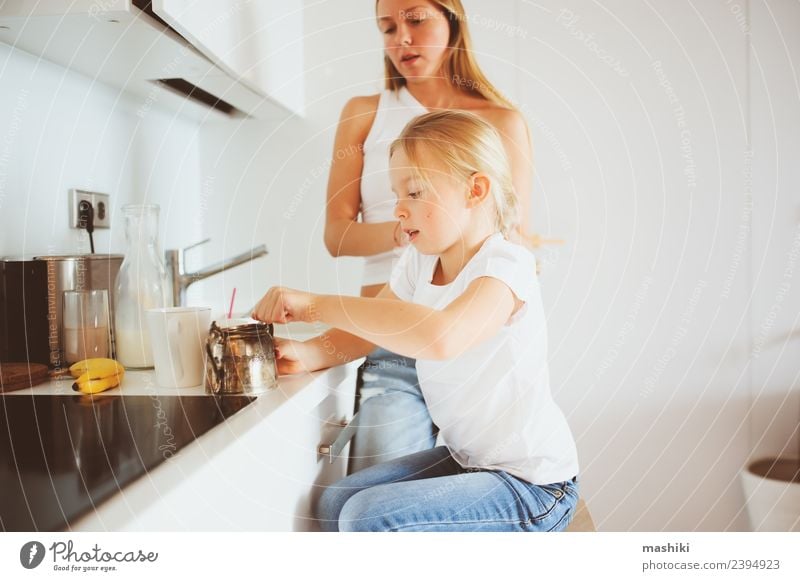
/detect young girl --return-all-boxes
[326,0,533,473]
[253,111,578,532]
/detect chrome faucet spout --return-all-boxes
[189,245,268,281]
[166,242,268,307]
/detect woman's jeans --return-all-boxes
[317,446,579,532]
[349,347,437,474]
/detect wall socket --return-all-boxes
[69,189,110,229]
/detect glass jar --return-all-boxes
[113,204,170,369]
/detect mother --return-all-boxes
[324,0,533,473]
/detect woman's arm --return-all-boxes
[483,108,533,235]
[324,96,403,257]
[254,279,517,361]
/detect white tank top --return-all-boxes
[359,87,427,286]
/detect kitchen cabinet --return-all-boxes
[5,363,360,531]
[0,0,303,120]
[152,0,304,116]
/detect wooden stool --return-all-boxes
[565,499,596,531]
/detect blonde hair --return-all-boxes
[377,0,514,109]
[390,110,519,237]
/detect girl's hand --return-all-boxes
[252,287,318,324]
[273,337,310,375]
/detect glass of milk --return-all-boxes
[62,290,111,365]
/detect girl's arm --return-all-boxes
[273,328,375,374]
[253,278,518,361]
[324,96,404,257]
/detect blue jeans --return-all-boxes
[348,348,437,474]
[317,446,579,532]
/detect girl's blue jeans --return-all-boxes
[317,446,579,532]
[348,347,437,473]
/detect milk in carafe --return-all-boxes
[113,204,170,368]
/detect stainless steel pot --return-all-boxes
[0,254,123,371]
[205,318,278,395]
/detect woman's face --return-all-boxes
[376,0,452,82]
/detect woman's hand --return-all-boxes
[273,337,311,375]
[519,230,565,249]
[252,287,319,324]
[393,221,409,248]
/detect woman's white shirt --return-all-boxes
[360,87,427,285]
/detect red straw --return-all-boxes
[228,287,237,319]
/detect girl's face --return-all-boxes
[376,0,452,82]
[390,148,471,255]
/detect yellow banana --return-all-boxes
[72,375,122,395]
[71,359,125,394]
[69,358,125,379]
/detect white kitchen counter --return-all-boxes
[6,360,362,531]
[16,363,355,420]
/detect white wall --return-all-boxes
[195,0,800,531]
[191,0,376,315]
[749,0,800,467]
[0,43,202,261]
[526,0,755,531]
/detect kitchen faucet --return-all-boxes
[165,238,268,307]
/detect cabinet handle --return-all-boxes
[318,413,360,463]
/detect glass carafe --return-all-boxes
[114,204,170,369]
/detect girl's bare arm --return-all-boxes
[254,280,517,361]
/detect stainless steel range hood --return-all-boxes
[0,0,303,121]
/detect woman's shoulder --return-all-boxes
[344,93,381,111]
[466,103,528,137]
[337,94,382,137]
[340,93,382,122]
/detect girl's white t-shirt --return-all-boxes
[389,233,579,484]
